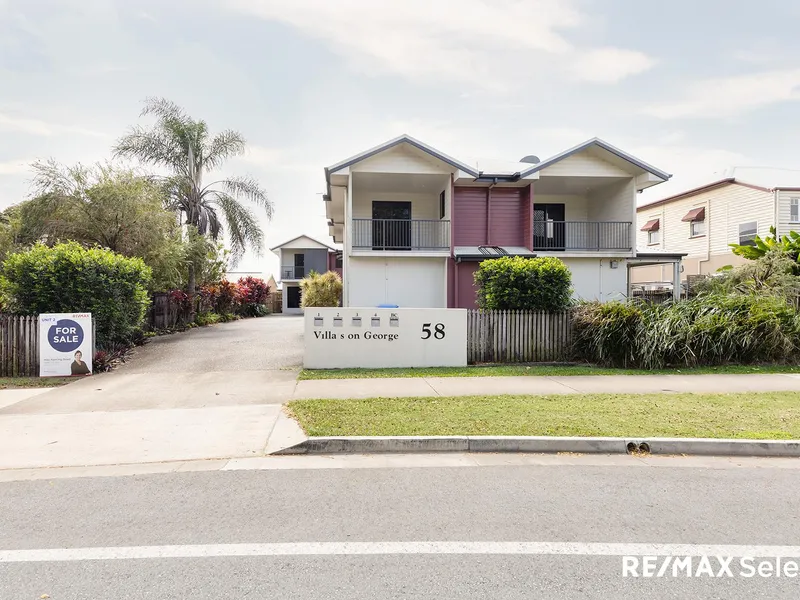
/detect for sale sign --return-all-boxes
[38,313,93,377]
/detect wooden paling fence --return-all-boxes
[467,310,572,364]
[0,315,39,377]
[270,290,282,314]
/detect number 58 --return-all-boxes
[421,323,446,340]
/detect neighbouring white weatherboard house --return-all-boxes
[634,169,800,287]
[270,234,342,314]
[323,134,686,307]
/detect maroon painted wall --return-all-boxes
[453,187,488,246]
[488,188,525,246]
[522,184,533,251]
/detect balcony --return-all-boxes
[353,218,450,251]
[533,221,632,251]
[281,266,306,280]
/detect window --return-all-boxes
[648,229,660,245]
[791,197,799,223]
[738,221,758,246]
[690,220,705,237]
[439,191,446,219]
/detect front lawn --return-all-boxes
[0,377,72,390]
[288,392,800,439]
[298,364,800,380]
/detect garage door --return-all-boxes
[348,257,446,308]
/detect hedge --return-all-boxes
[474,256,572,311]
[0,242,152,347]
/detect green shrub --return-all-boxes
[572,295,800,368]
[301,271,342,308]
[474,256,572,311]
[195,312,221,326]
[0,242,151,348]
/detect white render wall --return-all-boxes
[347,256,447,308]
[562,257,629,302]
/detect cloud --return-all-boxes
[228,0,652,88]
[0,158,31,175]
[570,47,656,84]
[634,144,751,203]
[643,69,800,119]
[0,110,107,138]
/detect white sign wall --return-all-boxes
[39,313,93,377]
[304,308,467,369]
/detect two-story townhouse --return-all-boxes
[323,135,674,309]
[634,178,800,285]
[270,235,342,314]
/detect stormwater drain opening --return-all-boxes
[626,441,652,455]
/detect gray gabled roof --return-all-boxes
[519,137,672,181]
[325,134,480,179]
[269,234,338,252]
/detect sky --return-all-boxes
[2,0,800,277]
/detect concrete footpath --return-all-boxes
[293,372,800,399]
[3,372,800,471]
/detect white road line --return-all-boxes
[3,542,800,563]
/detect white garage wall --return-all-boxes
[348,257,446,308]
[561,257,628,302]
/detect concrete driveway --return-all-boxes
[0,315,304,469]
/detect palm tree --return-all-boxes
[113,97,273,294]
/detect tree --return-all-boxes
[113,98,273,296]
[730,226,800,262]
[16,160,187,291]
[22,160,176,255]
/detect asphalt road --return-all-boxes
[2,458,800,598]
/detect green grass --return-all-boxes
[298,364,800,380]
[288,392,800,439]
[0,377,72,390]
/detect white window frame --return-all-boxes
[790,197,799,223]
[647,229,660,245]
[738,221,758,246]
[690,220,705,238]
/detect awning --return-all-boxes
[453,246,537,262]
[681,207,706,222]
[640,219,660,232]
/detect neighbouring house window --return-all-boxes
[791,197,799,222]
[641,218,660,245]
[648,229,660,245]
[739,221,758,246]
[682,206,706,238]
[439,191,446,219]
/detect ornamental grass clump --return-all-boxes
[572,294,800,369]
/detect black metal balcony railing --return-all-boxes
[353,218,450,250]
[533,221,632,251]
[281,266,305,279]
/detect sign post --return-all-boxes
[304,308,467,369]
[38,313,93,377]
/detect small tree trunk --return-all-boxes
[188,262,197,322]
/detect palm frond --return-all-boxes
[208,192,264,264]
[113,126,190,176]
[203,129,246,171]
[210,175,274,218]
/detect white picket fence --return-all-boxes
[467,310,572,364]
